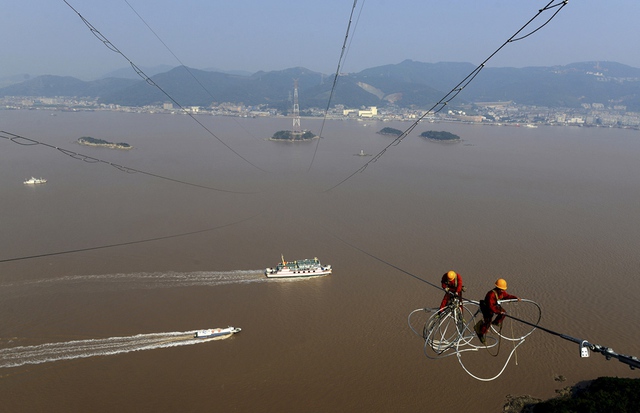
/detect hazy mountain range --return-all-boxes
[2,60,640,111]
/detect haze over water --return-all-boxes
[1,111,639,412]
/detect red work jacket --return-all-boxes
[485,288,518,314]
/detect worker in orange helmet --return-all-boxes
[475,278,520,344]
[439,270,463,311]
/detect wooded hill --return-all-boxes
[3,60,640,111]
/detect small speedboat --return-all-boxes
[194,326,241,339]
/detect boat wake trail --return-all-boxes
[0,331,229,369]
[2,270,267,291]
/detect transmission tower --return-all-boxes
[292,79,301,133]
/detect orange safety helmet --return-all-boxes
[495,278,508,290]
[447,271,457,281]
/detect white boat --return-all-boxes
[23,177,47,184]
[265,255,332,278]
[194,326,241,339]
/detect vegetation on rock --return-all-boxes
[377,127,403,136]
[77,136,131,148]
[420,130,460,141]
[270,130,316,141]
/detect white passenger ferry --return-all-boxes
[265,255,332,278]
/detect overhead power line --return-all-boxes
[308,0,363,172]
[325,0,569,192]
[0,210,263,263]
[62,0,265,172]
[1,131,256,194]
[330,230,639,371]
[122,0,262,143]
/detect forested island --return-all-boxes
[77,136,132,149]
[377,127,403,137]
[420,130,460,142]
[269,130,317,141]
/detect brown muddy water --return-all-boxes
[0,110,638,412]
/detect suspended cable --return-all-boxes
[504,312,640,370]
[329,230,640,371]
[307,0,362,172]
[408,296,540,381]
[0,131,255,194]
[324,0,569,192]
[341,0,366,71]
[328,231,440,290]
[0,210,263,264]
[62,0,265,172]
[122,0,262,143]
[457,338,527,381]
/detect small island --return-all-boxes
[78,136,132,149]
[420,130,461,142]
[377,127,403,137]
[269,130,317,142]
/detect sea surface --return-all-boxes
[1,110,639,412]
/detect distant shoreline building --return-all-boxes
[342,106,378,118]
[358,106,377,118]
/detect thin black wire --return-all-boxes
[0,131,256,194]
[62,0,265,172]
[122,0,194,83]
[307,0,361,172]
[328,232,441,291]
[342,0,366,71]
[0,210,263,263]
[122,0,262,143]
[324,0,568,192]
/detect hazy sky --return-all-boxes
[2,0,639,80]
